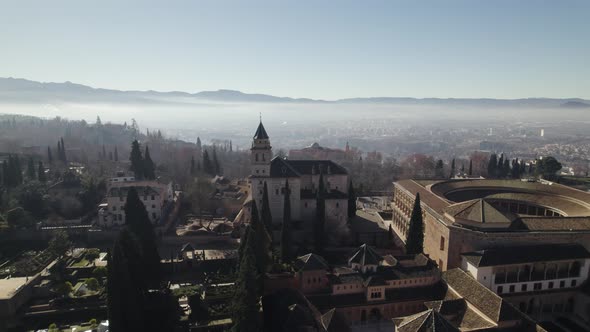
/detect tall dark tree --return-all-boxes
[434,159,444,178]
[202,150,213,176]
[143,145,156,180]
[249,201,271,278]
[57,141,62,162]
[314,172,326,253]
[129,140,144,179]
[405,193,424,255]
[497,154,506,177]
[347,180,356,218]
[468,159,473,176]
[124,187,161,287]
[38,161,47,182]
[280,180,292,262]
[231,234,261,332]
[107,229,146,332]
[536,156,562,181]
[511,159,520,179]
[60,137,67,163]
[102,145,107,160]
[502,158,510,178]
[190,156,196,175]
[487,153,498,178]
[449,158,456,178]
[47,146,53,164]
[261,182,273,237]
[114,147,119,162]
[26,157,36,180]
[212,146,221,175]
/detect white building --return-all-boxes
[461,244,590,320]
[97,180,173,227]
[242,121,350,230]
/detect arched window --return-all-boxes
[255,154,259,162]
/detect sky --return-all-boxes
[1,0,589,100]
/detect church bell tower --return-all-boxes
[251,120,272,177]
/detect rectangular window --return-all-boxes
[509,285,515,293]
[521,284,527,292]
[534,283,542,290]
[440,236,445,250]
[572,280,577,287]
[152,212,156,219]
[560,280,565,288]
[548,282,554,289]
[112,206,117,211]
[497,286,503,294]
[151,195,155,200]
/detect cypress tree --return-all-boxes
[143,145,156,180]
[102,145,107,160]
[60,137,67,163]
[124,187,161,288]
[202,150,213,176]
[38,161,46,182]
[212,146,220,175]
[14,155,23,185]
[261,182,273,237]
[27,157,36,180]
[280,180,292,262]
[497,154,505,177]
[405,193,424,255]
[449,158,456,178]
[435,160,444,178]
[107,229,146,332]
[348,180,356,218]
[114,147,119,162]
[250,201,271,278]
[315,172,326,253]
[487,154,497,178]
[503,158,510,178]
[57,141,62,162]
[190,156,196,175]
[468,159,473,176]
[129,140,144,179]
[231,234,261,332]
[47,146,53,164]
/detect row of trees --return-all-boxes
[129,140,156,180]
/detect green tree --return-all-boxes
[129,140,144,179]
[449,158,456,178]
[190,156,196,175]
[38,161,47,182]
[86,277,100,291]
[348,180,357,218]
[536,156,562,181]
[188,293,210,323]
[405,193,424,255]
[60,137,67,163]
[93,266,108,281]
[231,236,261,332]
[26,157,36,180]
[435,159,444,178]
[124,187,161,287]
[107,229,146,332]
[314,172,326,253]
[89,319,98,329]
[114,146,119,162]
[487,153,498,178]
[261,182,273,238]
[48,230,72,257]
[212,146,221,175]
[202,150,214,176]
[56,281,73,298]
[280,180,292,262]
[250,201,271,278]
[143,145,156,180]
[468,159,473,176]
[48,323,59,332]
[85,248,101,261]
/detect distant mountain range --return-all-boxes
[1,77,589,108]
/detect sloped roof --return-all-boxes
[445,199,514,224]
[348,244,383,266]
[442,269,521,323]
[180,243,194,252]
[285,159,348,175]
[462,244,590,267]
[294,253,329,272]
[253,121,269,139]
[269,157,300,177]
[393,309,459,332]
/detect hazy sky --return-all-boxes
[1,1,589,99]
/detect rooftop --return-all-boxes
[0,277,28,300]
[462,244,590,267]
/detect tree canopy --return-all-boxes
[405,193,424,255]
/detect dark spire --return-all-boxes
[253,121,269,140]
